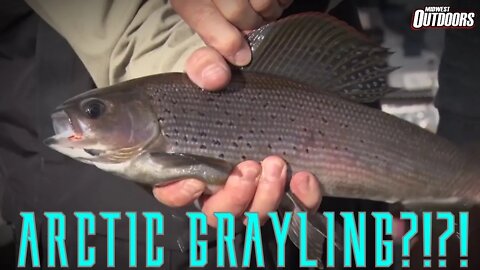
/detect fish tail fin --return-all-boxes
[244,13,397,103]
[280,191,344,268]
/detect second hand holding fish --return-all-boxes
[172,0,294,90]
[153,156,322,227]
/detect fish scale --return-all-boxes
[145,72,478,202]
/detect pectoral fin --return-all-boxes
[133,152,234,187]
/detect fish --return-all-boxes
[44,13,480,267]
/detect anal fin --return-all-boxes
[399,198,475,212]
[280,191,344,269]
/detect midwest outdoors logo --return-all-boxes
[411,6,475,29]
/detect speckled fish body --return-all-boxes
[123,72,480,203]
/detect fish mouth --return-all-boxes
[43,110,85,155]
[44,110,83,145]
[44,110,108,161]
[43,135,105,162]
[52,110,72,136]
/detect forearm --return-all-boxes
[26,0,205,87]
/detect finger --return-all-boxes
[278,0,294,9]
[152,179,206,207]
[244,156,287,225]
[213,0,265,30]
[202,160,261,227]
[172,0,251,66]
[289,171,322,212]
[249,0,283,21]
[186,47,231,91]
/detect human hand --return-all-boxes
[153,156,322,227]
[171,0,293,90]
[155,0,320,228]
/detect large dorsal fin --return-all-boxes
[244,13,397,103]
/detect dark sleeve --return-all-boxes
[435,0,480,144]
[435,0,480,118]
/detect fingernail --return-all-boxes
[201,64,228,84]
[264,160,285,181]
[233,45,251,66]
[298,175,311,194]
[244,166,261,182]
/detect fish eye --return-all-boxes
[82,99,106,119]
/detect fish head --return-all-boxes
[44,84,160,164]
